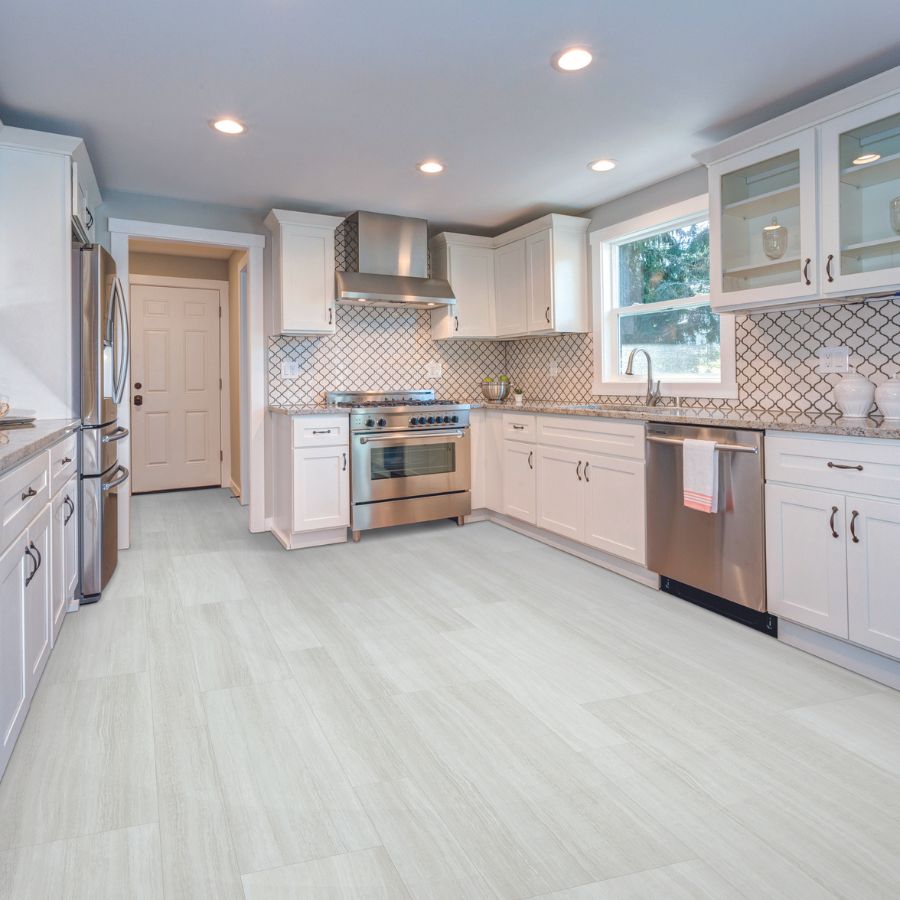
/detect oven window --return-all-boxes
[370,442,456,480]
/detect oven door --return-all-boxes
[352,429,470,503]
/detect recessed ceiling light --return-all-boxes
[851,152,881,165]
[588,158,617,172]
[211,118,246,135]
[417,160,445,174]
[553,47,593,72]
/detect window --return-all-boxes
[591,195,737,399]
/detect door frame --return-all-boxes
[108,219,266,546]
[128,274,231,494]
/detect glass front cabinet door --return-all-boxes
[820,94,900,297]
[709,131,818,311]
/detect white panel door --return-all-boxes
[765,484,848,637]
[131,284,222,492]
[846,498,900,659]
[24,504,51,703]
[0,533,27,779]
[535,446,583,540]
[526,229,553,333]
[494,239,527,336]
[583,453,647,563]
[501,440,535,524]
[292,446,349,532]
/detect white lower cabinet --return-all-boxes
[292,445,350,532]
[24,504,51,700]
[0,533,28,778]
[583,453,646,563]
[535,446,582,539]
[766,432,900,661]
[502,440,536,524]
[51,475,78,647]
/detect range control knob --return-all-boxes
[365,418,376,428]
[443,415,451,423]
[409,416,418,426]
[426,416,435,424]
[377,418,387,427]
[450,414,459,423]
[417,416,426,425]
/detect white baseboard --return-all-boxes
[778,620,900,690]
[466,508,659,589]
[229,479,241,500]
[271,523,348,550]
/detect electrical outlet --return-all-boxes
[280,360,300,380]
[816,346,850,374]
[426,361,443,379]
[549,359,559,378]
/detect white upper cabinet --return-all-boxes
[820,95,900,297]
[266,209,344,335]
[430,236,495,339]
[431,214,590,340]
[710,131,819,312]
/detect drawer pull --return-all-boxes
[511,424,525,430]
[60,456,73,464]
[829,506,839,539]
[21,486,37,501]
[312,429,332,435]
[850,510,860,544]
[827,461,863,472]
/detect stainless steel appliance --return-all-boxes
[646,421,774,634]
[335,211,456,308]
[72,243,130,603]
[327,390,471,539]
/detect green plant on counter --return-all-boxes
[513,387,523,395]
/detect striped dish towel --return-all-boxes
[683,438,719,513]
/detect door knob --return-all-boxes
[134,395,143,406]
[134,382,142,389]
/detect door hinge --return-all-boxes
[219,377,222,389]
[219,306,222,318]
[220,450,223,461]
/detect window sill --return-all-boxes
[592,380,739,400]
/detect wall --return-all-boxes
[228,251,247,495]
[129,251,229,281]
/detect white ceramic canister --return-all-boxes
[875,375,900,422]
[833,369,876,419]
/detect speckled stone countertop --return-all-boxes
[268,406,348,416]
[0,419,80,476]
[473,402,900,440]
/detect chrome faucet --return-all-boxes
[625,348,661,406]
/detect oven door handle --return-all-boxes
[358,430,465,445]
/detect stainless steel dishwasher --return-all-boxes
[646,421,774,635]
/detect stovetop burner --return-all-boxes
[339,398,460,408]
[326,389,472,432]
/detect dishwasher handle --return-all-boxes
[647,435,759,454]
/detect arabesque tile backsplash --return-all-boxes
[268,297,900,414]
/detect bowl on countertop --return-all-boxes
[481,381,510,403]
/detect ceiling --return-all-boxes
[129,238,235,259]
[2,1,899,233]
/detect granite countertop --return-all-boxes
[0,419,80,476]
[473,402,900,440]
[268,405,348,416]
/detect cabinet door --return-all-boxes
[583,453,646,563]
[526,229,554,333]
[292,446,349,532]
[24,505,51,701]
[0,534,28,779]
[51,479,77,647]
[535,446,583,540]
[501,440,535,524]
[820,95,900,298]
[846,498,900,659]
[63,478,79,610]
[494,239,527,336]
[280,224,336,334]
[765,484,848,637]
[709,130,818,311]
[448,244,495,337]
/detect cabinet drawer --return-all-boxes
[49,433,77,497]
[292,415,349,448]
[0,453,50,550]
[502,414,536,442]
[538,416,645,460]
[766,432,900,500]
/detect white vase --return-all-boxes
[514,394,524,407]
[833,370,875,419]
[875,375,900,422]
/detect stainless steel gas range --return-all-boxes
[325,390,471,541]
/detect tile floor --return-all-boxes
[1,488,899,899]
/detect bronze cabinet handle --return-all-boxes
[545,306,551,323]
[21,486,37,501]
[827,461,863,471]
[584,461,590,482]
[454,316,459,332]
[576,461,582,481]
[829,506,839,539]
[850,510,860,544]
[826,254,834,283]
[60,456,72,465]
[342,452,347,471]
[24,545,38,586]
[64,495,75,525]
[803,258,811,286]
[527,450,533,470]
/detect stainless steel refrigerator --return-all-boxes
[73,243,130,603]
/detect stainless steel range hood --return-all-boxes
[335,211,455,308]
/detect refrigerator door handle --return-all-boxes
[112,277,130,405]
[102,426,129,444]
[102,465,130,492]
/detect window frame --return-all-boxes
[590,194,738,399]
